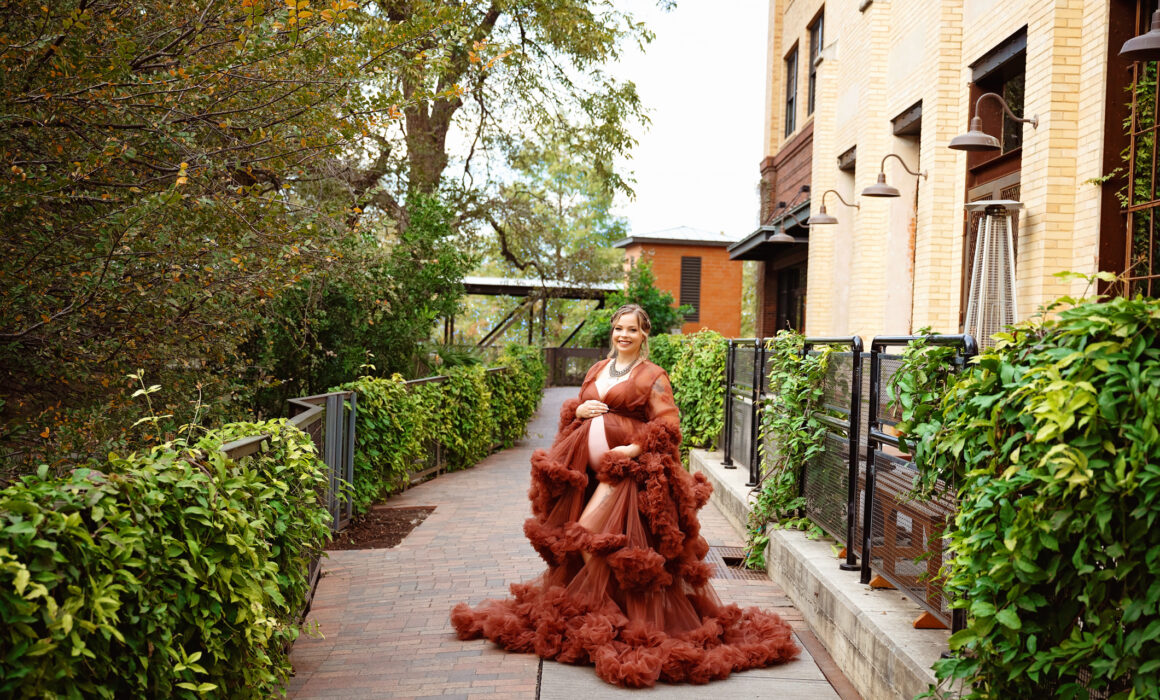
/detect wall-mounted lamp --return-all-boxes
[1121,10,1160,62]
[948,92,1039,152]
[861,153,927,198]
[767,210,808,243]
[807,189,860,225]
[762,185,810,242]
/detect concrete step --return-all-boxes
[690,449,951,700]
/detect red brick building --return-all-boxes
[613,227,743,337]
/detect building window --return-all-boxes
[808,12,823,116]
[680,256,702,322]
[970,30,1027,159]
[1126,20,1160,297]
[784,46,798,137]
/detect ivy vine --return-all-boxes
[886,329,962,498]
[745,331,832,568]
[912,289,1160,698]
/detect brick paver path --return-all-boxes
[287,388,857,699]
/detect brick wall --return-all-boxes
[761,0,1114,340]
[623,243,743,337]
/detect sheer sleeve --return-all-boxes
[628,367,681,452]
[645,371,680,434]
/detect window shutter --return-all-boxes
[680,256,701,323]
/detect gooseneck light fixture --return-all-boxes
[807,189,860,226]
[763,185,810,243]
[948,92,1039,152]
[1120,10,1160,62]
[861,153,927,198]
[767,210,808,243]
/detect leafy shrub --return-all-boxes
[339,344,546,511]
[669,330,728,450]
[648,334,681,375]
[487,345,548,449]
[915,294,1160,698]
[422,366,494,472]
[0,420,329,698]
[336,374,428,514]
[245,193,474,415]
[746,331,831,567]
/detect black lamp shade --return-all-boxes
[1121,11,1160,62]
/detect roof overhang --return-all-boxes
[613,236,734,249]
[462,276,620,300]
[727,201,811,261]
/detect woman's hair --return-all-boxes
[606,303,652,360]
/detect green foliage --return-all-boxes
[247,193,474,413]
[914,294,1160,698]
[886,329,961,498]
[648,334,681,375]
[746,331,831,569]
[487,345,548,450]
[0,0,448,468]
[0,420,330,698]
[338,345,545,511]
[486,130,626,285]
[579,261,693,347]
[669,331,727,451]
[335,374,426,514]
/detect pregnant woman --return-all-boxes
[451,304,799,687]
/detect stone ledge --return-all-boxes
[690,448,950,700]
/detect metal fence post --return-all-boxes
[343,391,357,529]
[859,346,881,585]
[842,337,863,572]
[722,339,736,468]
[746,337,763,488]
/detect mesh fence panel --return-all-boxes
[803,432,852,544]
[867,451,956,624]
[730,397,754,471]
[734,346,756,389]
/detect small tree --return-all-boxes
[578,261,692,348]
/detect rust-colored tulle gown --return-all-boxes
[451,360,799,687]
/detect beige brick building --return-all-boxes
[735,0,1157,340]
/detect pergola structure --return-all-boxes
[449,276,621,347]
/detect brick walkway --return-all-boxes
[287,388,858,699]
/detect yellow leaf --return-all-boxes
[40,427,50,438]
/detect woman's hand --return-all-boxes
[608,444,642,459]
[576,400,609,419]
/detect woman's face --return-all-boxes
[611,312,646,358]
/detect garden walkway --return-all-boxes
[286,388,860,699]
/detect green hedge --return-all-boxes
[648,333,680,375]
[668,330,728,450]
[0,420,330,698]
[910,294,1160,698]
[339,344,546,512]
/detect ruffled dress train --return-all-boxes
[451,361,799,687]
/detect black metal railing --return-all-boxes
[859,334,977,631]
[799,337,864,573]
[721,333,976,631]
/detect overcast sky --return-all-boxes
[609,1,770,241]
